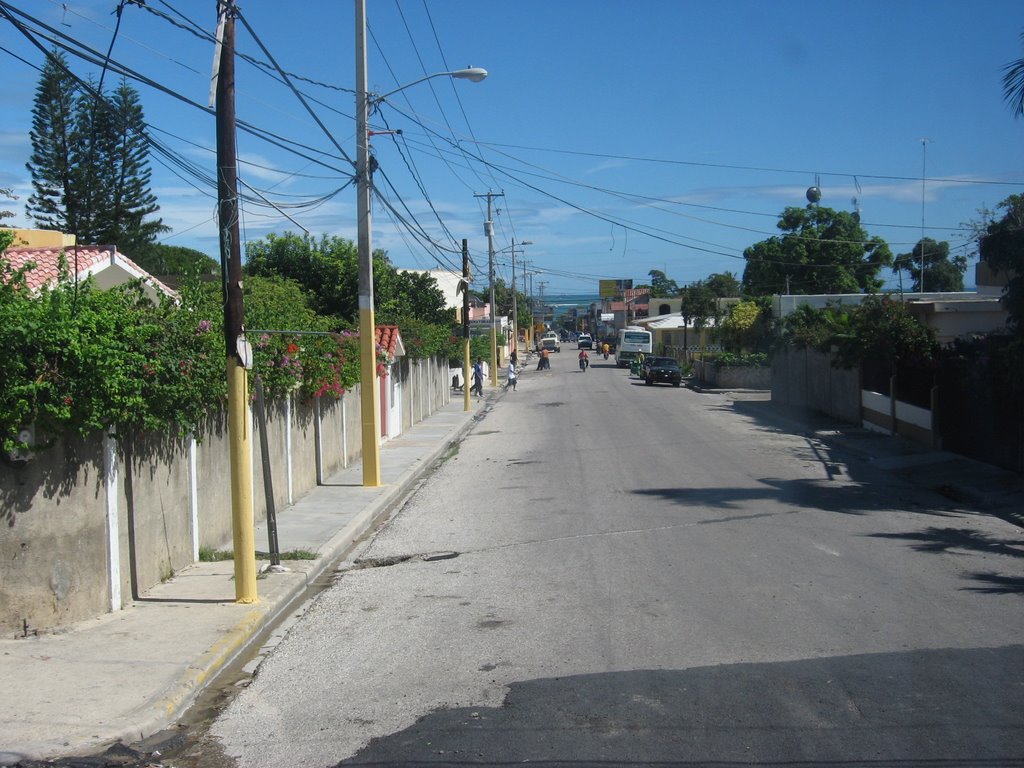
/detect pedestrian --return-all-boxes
[506,359,518,391]
[471,358,484,398]
[537,347,550,371]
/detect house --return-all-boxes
[375,324,406,440]
[632,312,720,356]
[2,228,175,303]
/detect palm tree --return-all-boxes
[1004,31,1024,117]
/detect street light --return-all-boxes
[374,67,488,103]
[356,0,486,486]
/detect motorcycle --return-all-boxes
[579,356,589,372]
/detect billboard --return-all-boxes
[599,279,633,298]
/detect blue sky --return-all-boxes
[2,1,1023,298]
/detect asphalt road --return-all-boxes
[205,353,1024,767]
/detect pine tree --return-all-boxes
[25,51,78,233]
[26,56,166,256]
[69,76,107,243]
[94,80,166,253]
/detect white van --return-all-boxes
[540,333,561,352]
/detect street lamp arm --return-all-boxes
[373,67,488,104]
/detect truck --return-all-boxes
[539,332,561,352]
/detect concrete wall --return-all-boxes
[0,368,441,635]
[0,434,109,633]
[693,360,771,390]
[771,347,860,424]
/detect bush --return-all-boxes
[699,351,768,367]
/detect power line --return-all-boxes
[472,140,1024,189]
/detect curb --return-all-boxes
[133,409,480,747]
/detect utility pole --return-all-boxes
[538,281,548,330]
[509,239,532,360]
[474,191,503,387]
[462,239,471,411]
[510,240,517,360]
[214,0,256,603]
[521,260,530,349]
[355,0,381,486]
[920,137,931,294]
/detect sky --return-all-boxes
[2,0,1024,300]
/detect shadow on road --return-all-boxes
[335,645,1024,767]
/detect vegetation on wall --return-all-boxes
[777,295,937,371]
[0,237,365,455]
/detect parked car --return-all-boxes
[644,357,682,387]
[577,333,593,350]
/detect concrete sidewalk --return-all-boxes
[0,397,483,764]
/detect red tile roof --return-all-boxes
[2,244,175,298]
[374,325,405,357]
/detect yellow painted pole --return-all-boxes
[358,306,381,487]
[356,0,381,487]
[226,358,257,602]
[215,4,256,603]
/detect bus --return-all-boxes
[615,327,653,367]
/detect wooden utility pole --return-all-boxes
[215,0,257,603]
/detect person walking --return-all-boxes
[506,359,518,391]
[471,358,484,398]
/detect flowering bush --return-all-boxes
[0,266,359,454]
[0,235,459,455]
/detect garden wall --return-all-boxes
[0,355,450,635]
[693,359,771,389]
[770,346,861,424]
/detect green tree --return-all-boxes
[1002,30,1024,117]
[26,51,78,233]
[894,238,966,292]
[134,244,218,277]
[245,232,360,320]
[832,295,936,372]
[778,302,854,353]
[720,299,765,353]
[978,194,1024,335]
[647,269,679,298]
[1,186,17,224]
[378,269,451,326]
[93,80,167,253]
[679,280,716,351]
[705,271,741,298]
[244,231,453,347]
[26,55,165,255]
[742,205,892,296]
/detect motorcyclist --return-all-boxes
[601,342,610,360]
[578,349,590,371]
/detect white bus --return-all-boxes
[615,327,653,367]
